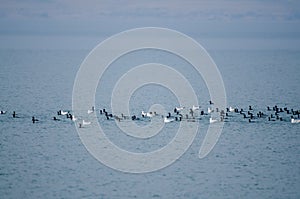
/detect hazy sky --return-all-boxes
[0,0,299,49]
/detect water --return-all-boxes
[0,48,299,198]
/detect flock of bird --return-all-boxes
[1,101,299,128]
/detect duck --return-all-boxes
[141,111,156,118]
[164,116,175,123]
[121,113,130,120]
[208,107,214,114]
[131,115,140,121]
[88,106,95,114]
[249,105,253,111]
[189,109,194,117]
[105,112,113,118]
[229,107,235,112]
[268,117,276,121]
[32,116,39,123]
[60,110,68,115]
[82,120,91,125]
[209,117,217,123]
[114,115,121,122]
[0,110,6,114]
[53,117,60,121]
[69,114,77,121]
[291,118,300,123]
[12,111,18,118]
[174,106,185,113]
[175,116,182,121]
[192,105,200,111]
[141,111,147,117]
[291,116,300,123]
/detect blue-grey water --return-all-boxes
[0,48,299,199]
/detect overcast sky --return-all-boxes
[0,0,299,49]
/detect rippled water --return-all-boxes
[0,49,299,198]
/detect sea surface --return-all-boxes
[0,47,299,198]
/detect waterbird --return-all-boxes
[291,118,300,123]
[141,111,156,118]
[192,105,200,111]
[32,116,39,123]
[131,115,139,121]
[175,116,182,121]
[0,110,6,114]
[12,111,17,118]
[68,114,77,121]
[114,115,121,122]
[268,117,276,121]
[208,107,214,113]
[164,116,175,123]
[53,117,60,121]
[60,110,68,115]
[82,120,91,125]
[88,106,95,114]
[248,119,254,123]
[71,115,77,121]
[209,117,217,123]
[174,106,185,113]
[121,113,130,120]
[189,109,194,117]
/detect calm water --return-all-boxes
[0,48,299,198]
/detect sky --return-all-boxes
[0,0,300,50]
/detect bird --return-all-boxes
[32,116,39,123]
[209,117,217,123]
[208,107,214,113]
[268,117,276,121]
[291,116,300,123]
[88,106,95,114]
[67,114,77,121]
[229,107,235,112]
[114,115,121,122]
[164,116,175,123]
[53,117,60,121]
[71,115,77,121]
[174,106,185,112]
[131,115,140,121]
[60,110,68,115]
[0,110,6,114]
[192,105,200,111]
[141,111,156,118]
[189,109,194,117]
[121,113,130,120]
[82,120,91,125]
[12,111,18,118]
